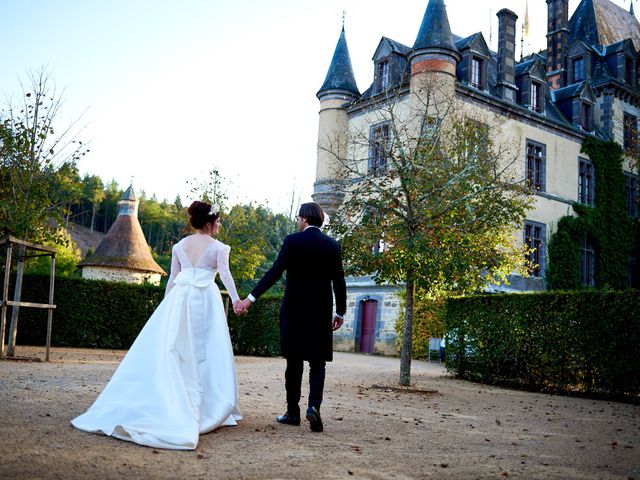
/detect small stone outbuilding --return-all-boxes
[79,185,165,285]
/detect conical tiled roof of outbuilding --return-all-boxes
[79,185,165,275]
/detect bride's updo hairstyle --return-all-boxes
[188,201,220,229]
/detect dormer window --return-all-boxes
[530,82,541,112]
[580,102,592,131]
[376,60,390,94]
[471,57,483,89]
[573,57,585,83]
[626,57,635,85]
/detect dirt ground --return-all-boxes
[0,347,638,480]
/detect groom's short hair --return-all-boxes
[299,202,324,227]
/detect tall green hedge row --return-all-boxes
[8,274,281,356]
[445,291,640,402]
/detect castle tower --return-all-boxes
[79,184,166,285]
[408,0,460,104]
[546,0,569,89]
[313,27,360,217]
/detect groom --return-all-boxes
[238,202,346,432]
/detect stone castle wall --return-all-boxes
[81,266,161,286]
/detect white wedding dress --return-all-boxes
[71,236,242,450]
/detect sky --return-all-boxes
[1,0,633,214]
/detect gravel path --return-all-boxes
[0,346,638,479]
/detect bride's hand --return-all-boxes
[233,300,244,315]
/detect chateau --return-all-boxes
[313,0,640,355]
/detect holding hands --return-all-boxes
[233,298,253,315]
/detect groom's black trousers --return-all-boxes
[285,358,326,415]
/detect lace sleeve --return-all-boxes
[217,244,240,303]
[165,245,181,296]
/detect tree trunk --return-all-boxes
[7,245,26,357]
[399,270,415,386]
[103,204,109,233]
[90,204,96,233]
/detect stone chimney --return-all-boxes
[496,9,518,103]
[546,0,569,89]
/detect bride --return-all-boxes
[71,201,243,450]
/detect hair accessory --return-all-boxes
[208,204,220,216]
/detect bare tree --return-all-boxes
[0,68,88,243]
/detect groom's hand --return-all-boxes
[332,315,344,331]
[237,298,253,315]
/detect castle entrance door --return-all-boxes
[358,299,378,353]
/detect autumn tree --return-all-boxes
[324,74,533,385]
[187,169,295,289]
[82,174,105,232]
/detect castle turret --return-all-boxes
[313,27,360,216]
[408,0,460,107]
[79,183,165,285]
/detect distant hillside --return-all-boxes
[66,222,105,257]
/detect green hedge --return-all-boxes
[445,291,640,402]
[8,274,281,356]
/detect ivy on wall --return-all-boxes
[547,137,638,290]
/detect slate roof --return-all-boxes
[455,32,483,51]
[568,0,640,50]
[515,59,536,77]
[413,0,459,53]
[380,36,411,56]
[318,28,360,97]
[120,184,136,202]
[552,82,587,102]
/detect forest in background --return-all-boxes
[50,171,297,292]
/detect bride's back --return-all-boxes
[180,234,216,267]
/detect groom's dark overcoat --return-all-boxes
[250,227,347,361]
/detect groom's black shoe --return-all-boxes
[276,412,301,426]
[306,406,323,432]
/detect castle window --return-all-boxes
[526,140,546,192]
[578,158,595,206]
[573,57,585,83]
[369,123,390,175]
[580,102,592,131]
[626,57,635,85]
[624,113,637,152]
[627,173,639,217]
[530,81,541,112]
[376,60,390,94]
[471,57,483,89]
[581,239,596,287]
[524,221,545,278]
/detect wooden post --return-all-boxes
[0,243,13,358]
[7,244,26,357]
[45,254,56,362]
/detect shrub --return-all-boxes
[9,274,281,356]
[445,291,640,402]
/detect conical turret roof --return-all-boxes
[317,28,360,98]
[79,185,165,275]
[120,184,136,201]
[413,0,458,52]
